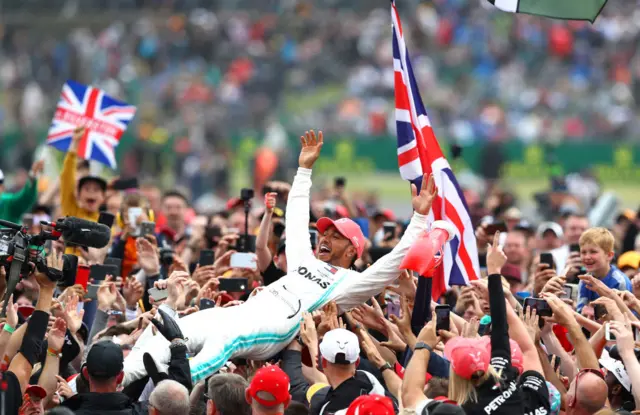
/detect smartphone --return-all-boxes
[104,258,122,278]
[112,177,139,191]
[219,278,249,293]
[89,264,119,283]
[562,284,573,299]
[540,253,554,269]
[22,214,34,228]
[98,212,116,229]
[87,284,100,300]
[634,326,640,341]
[569,243,581,253]
[594,304,608,320]
[309,229,318,249]
[334,177,346,188]
[523,298,553,317]
[230,253,257,270]
[128,207,143,228]
[234,235,256,253]
[387,301,401,318]
[548,355,561,372]
[435,305,451,332]
[140,221,155,237]
[199,298,216,310]
[605,322,616,341]
[199,249,215,267]
[383,222,396,241]
[485,221,508,236]
[76,265,90,289]
[148,287,169,302]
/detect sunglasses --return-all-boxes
[569,368,605,408]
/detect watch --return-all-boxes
[414,342,433,352]
[379,362,393,373]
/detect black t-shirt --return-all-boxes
[262,261,286,286]
[462,366,550,415]
[3,370,22,415]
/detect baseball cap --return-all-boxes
[617,251,640,270]
[504,207,522,220]
[537,222,564,239]
[78,175,107,192]
[25,384,47,399]
[479,336,524,374]
[0,169,4,184]
[600,351,631,392]
[319,328,360,364]
[501,263,522,283]
[426,400,466,415]
[85,341,124,378]
[316,217,366,258]
[444,337,490,380]
[247,366,291,407]
[346,395,395,415]
[372,209,396,222]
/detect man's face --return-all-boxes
[19,394,44,415]
[106,193,123,216]
[504,232,527,266]
[539,230,562,250]
[580,242,611,274]
[78,182,105,213]
[162,196,186,229]
[565,217,589,245]
[317,226,353,265]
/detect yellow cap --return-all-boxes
[617,251,640,270]
[306,383,329,403]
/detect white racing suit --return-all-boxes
[123,167,429,386]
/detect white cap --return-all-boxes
[599,350,631,392]
[319,329,360,364]
[0,169,4,183]
[536,222,564,239]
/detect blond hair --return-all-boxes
[579,227,614,253]
[448,365,500,406]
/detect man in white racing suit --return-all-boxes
[123,130,437,386]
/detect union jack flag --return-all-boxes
[391,1,479,300]
[47,80,137,168]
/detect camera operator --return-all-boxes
[2,249,62,414]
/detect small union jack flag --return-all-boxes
[47,80,137,168]
[391,1,479,300]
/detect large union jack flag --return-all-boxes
[47,80,137,168]
[391,1,479,300]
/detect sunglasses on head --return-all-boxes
[569,368,605,408]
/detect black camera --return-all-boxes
[240,188,254,202]
[159,248,175,266]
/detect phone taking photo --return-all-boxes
[435,305,451,332]
[219,278,248,293]
[199,249,215,267]
[199,298,216,310]
[539,253,554,269]
[605,322,616,341]
[148,287,169,302]
[383,222,396,241]
[140,221,155,238]
[98,212,116,229]
[230,252,257,270]
[523,298,553,317]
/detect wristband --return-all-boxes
[2,324,15,334]
[47,347,62,358]
[414,342,433,352]
[379,362,393,373]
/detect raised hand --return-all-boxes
[150,308,184,342]
[63,294,85,334]
[264,192,277,213]
[123,277,144,309]
[3,295,17,329]
[411,173,437,215]
[30,160,45,177]
[386,271,417,301]
[298,130,324,169]
[48,318,68,352]
[136,238,160,275]
[97,277,118,311]
[300,312,319,349]
[486,232,507,275]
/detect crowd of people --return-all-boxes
[0,125,638,415]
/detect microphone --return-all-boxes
[52,217,111,248]
[0,219,22,231]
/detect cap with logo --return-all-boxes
[25,385,47,399]
[316,217,366,258]
[85,340,124,378]
[247,366,291,407]
[599,350,631,392]
[319,328,360,364]
[443,337,490,380]
[536,222,564,239]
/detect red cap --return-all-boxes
[346,395,395,415]
[316,217,366,258]
[394,362,432,383]
[25,385,47,399]
[248,366,291,407]
[444,337,490,380]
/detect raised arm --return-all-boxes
[334,174,435,311]
[60,127,85,216]
[5,160,42,220]
[285,130,323,271]
[257,192,277,273]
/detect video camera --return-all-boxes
[0,216,111,317]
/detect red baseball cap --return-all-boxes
[444,337,490,380]
[25,385,47,399]
[346,394,395,415]
[248,366,291,407]
[316,217,366,258]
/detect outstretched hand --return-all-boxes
[411,173,437,215]
[151,308,184,342]
[298,130,323,169]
